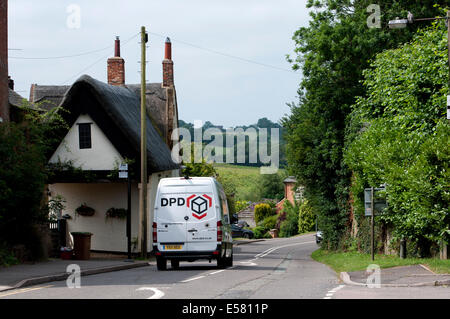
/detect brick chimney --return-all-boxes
[107,36,125,86]
[0,0,9,122]
[162,37,174,87]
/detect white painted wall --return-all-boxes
[49,182,139,252]
[49,169,180,253]
[49,114,123,170]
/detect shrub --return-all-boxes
[298,200,316,233]
[254,203,274,224]
[261,215,278,231]
[279,201,299,237]
[252,226,268,239]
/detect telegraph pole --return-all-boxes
[140,26,148,258]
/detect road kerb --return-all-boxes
[339,271,450,287]
[0,261,150,293]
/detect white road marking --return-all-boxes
[136,287,165,299]
[181,276,205,283]
[209,270,226,275]
[255,241,315,258]
[323,285,345,299]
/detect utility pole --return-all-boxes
[140,26,148,258]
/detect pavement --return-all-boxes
[0,252,151,292]
[340,264,450,287]
[0,239,263,293]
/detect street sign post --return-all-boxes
[119,163,132,260]
[364,186,387,261]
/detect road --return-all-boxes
[0,233,448,299]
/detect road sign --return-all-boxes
[364,187,387,216]
[119,163,128,171]
[119,171,128,179]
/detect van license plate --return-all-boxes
[164,245,182,250]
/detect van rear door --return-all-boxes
[156,191,188,252]
[185,192,217,251]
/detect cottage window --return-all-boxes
[78,123,92,149]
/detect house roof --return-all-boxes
[30,81,172,141]
[56,75,178,173]
[283,176,297,183]
[8,89,26,108]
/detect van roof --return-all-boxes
[158,176,217,186]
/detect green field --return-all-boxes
[214,164,262,201]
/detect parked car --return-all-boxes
[315,230,323,244]
[231,224,254,239]
[237,220,249,228]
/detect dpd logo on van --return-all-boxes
[186,194,212,220]
[160,194,212,220]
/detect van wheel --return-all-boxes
[156,257,167,271]
[171,259,180,269]
[226,252,233,267]
[217,256,227,269]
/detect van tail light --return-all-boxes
[217,221,223,241]
[152,222,157,242]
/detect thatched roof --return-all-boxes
[30,80,171,141]
[54,75,178,173]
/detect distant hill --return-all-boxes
[178,117,286,168]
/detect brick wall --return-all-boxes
[0,0,8,122]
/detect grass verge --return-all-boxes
[311,249,450,274]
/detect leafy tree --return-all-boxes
[283,0,447,249]
[257,172,285,201]
[0,102,67,261]
[344,23,449,256]
[298,200,316,234]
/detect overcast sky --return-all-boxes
[8,0,310,127]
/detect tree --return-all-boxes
[283,0,447,249]
[344,23,449,256]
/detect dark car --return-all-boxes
[231,224,254,239]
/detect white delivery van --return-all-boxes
[152,177,233,270]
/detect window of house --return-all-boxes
[78,123,92,149]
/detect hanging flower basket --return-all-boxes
[106,207,127,219]
[75,203,95,217]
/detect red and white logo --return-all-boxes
[186,194,212,220]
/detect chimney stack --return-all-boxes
[107,36,125,86]
[162,37,174,87]
[8,76,13,90]
[0,0,9,122]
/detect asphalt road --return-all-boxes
[0,233,448,299]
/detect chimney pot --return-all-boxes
[163,38,174,87]
[115,36,120,57]
[107,36,125,86]
[8,76,13,90]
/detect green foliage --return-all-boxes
[257,172,286,201]
[283,1,447,249]
[279,200,299,238]
[254,203,275,224]
[261,215,278,231]
[235,200,250,213]
[0,103,67,261]
[106,208,128,219]
[298,200,316,234]
[252,226,270,239]
[345,23,450,254]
